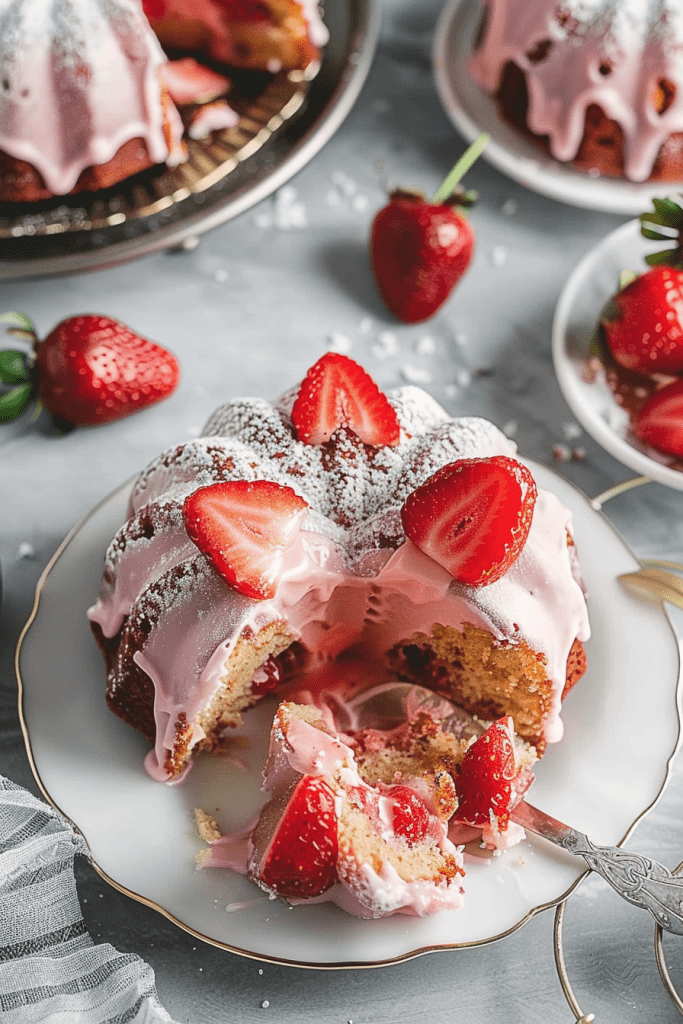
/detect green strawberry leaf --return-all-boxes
[0,311,36,334]
[645,248,682,267]
[0,349,30,384]
[0,383,33,422]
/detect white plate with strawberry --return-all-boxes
[552,213,683,490]
[433,0,682,216]
[17,459,681,965]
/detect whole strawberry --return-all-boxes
[601,265,683,374]
[0,312,179,426]
[370,134,489,324]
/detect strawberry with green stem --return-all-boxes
[0,312,179,427]
[370,133,490,324]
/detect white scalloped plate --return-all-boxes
[432,0,683,215]
[552,218,683,490]
[16,463,681,966]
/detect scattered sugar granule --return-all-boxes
[501,199,518,216]
[331,170,357,196]
[561,421,582,440]
[325,188,342,207]
[351,194,369,212]
[213,268,228,283]
[415,334,436,356]
[372,331,399,358]
[253,211,272,229]
[273,186,307,229]
[327,332,352,354]
[401,364,433,385]
[261,1001,270,1009]
[358,316,373,334]
[454,331,468,347]
[444,384,459,400]
[456,368,472,388]
[16,542,35,559]
[258,969,264,976]
[187,424,202,437]
[491,245,507,267]
[502,420,518,437]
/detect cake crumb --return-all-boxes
[16,542,35,559]
[195,808,221,843]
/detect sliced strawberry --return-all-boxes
[260,775,338,898]
[401,456,537,587]
[387,785,431,846]
[161,58,231,106]
[601,266,683,375]
[34,315,179,426]
[633,379,683,458]
[455,717,516,829]
[291,353,400,447]
[183,480,308,600]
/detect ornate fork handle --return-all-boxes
[565,832,683,935]
[513,800,683,935]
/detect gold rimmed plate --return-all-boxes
[15,461,682,966]
[0,0,379,279]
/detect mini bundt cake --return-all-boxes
[468,0,683,182]
[88,353,590,786]
[0,0,327,202]
[0,0,185,203]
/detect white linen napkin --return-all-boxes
[0,776,179,1023]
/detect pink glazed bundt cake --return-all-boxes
[468,0,683,182]
[88,353,590,789]
[0,0,327,202]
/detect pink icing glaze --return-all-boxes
[0,0,185,196]
[468,0,683,182]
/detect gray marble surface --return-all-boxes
[3,0,683,1019]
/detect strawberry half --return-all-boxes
[601,266,683,375]
[387,785,431,846]
[34,314,179,426]
[633,379,683,458]
[401,456,537,587]
[291,353,400,447]
[260,775,338,898]
[455,717,517,830]
[183,479,308,600]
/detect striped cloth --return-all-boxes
[0,777,178,1024]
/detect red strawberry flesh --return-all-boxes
[183,479,308,600]
[633,378,683,458]
[260,775,338,898]
[401,456,537,587]
[455,717,516,829]
[291,352,400,447]
[387,785,431,846]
